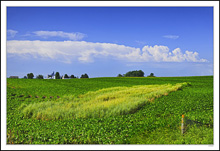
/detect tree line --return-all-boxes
[22,70,154,79]
[24,72,89,79]
[117,70,155,77]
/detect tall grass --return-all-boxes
[19,82,189,120]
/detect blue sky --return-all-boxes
[6,7,213,78]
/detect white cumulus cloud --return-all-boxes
[7,40,207,64]
[33,31,86,40]
[7,29,18,38]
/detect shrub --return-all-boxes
[36,75,44,79]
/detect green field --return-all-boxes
[7,76,213,144]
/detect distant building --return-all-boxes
[47,71,55,79]
[9,76,19,79]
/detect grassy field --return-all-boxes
[6,76,213,144]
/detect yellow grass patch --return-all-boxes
[19,82,189,120]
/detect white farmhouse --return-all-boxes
[47,71,55,79]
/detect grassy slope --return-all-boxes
[6,76,213,144]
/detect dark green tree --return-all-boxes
[55,72,60,79]
[70,75,76,78]
[84,74,89,78]
[124,70,144,77]
[150,73,154,77]
[36,75,44,79]
[117,74,123,77]
[23,76,27,79]
[27,73,34,79]
[148,73,155,77]
[64,74,69,78]
[138,70,145,77]
[80,73,89,78]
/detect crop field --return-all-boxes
[6,76,213,144]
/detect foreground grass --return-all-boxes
[19,82,189,120]
[7,76,213,144]
[129,125,213,144]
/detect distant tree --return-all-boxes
[27,73,34,79]
[80,73,89,78]
[84,74,89,78]
[138,70,145,77]
[150,73,154,77]
[70,75,76,78]
[23,76,27,79]
[64,74,69,78]
[36,75,44,79]
[55,72,60,79]
[124,70,144,77]
[117,74,123,77]
[148,73,155,77]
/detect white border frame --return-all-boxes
[1,1,219,150]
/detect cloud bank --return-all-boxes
[7,40,207,64]
[33,31,86,40]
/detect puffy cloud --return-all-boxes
[142,46,207,62]
[7,29,18,38]
[183,51,208,62]
[7,40,207,63]
[170,48,185,62]
[142,45,170,62]
[33,31,86,40]
[163,35,179,39]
